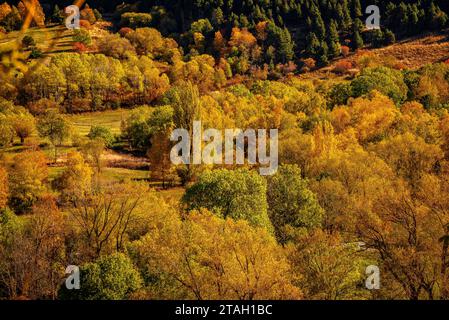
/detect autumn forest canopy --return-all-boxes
[0,0,449,301]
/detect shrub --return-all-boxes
[22,35,35,48]
[334,60,353,74]
[29,47,43,59]
[73,42,88,53]
[119,27,133,37]
[341,45,350,57]
[120,12,152,29]
[301,58,316,72]
[73,29,92,46]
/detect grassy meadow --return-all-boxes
[0,25,75,55]
[67,108,130,136]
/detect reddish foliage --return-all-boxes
[79,19,92,29]
[301,58,316,72]
[73,42,88,53]
[119,27,133,37]
[341,45,350,57]
[334,60,353,74]
[277,61,297,75]
[27,98,59,115]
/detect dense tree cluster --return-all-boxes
[2,0,448,67]
[111,0,448,65]
[1,52,449,299]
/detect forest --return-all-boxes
[0,0,449,300]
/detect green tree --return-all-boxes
[267,165,324,243]
[9,108,35,144]
[371,29,385,48]
[51,5,64,23]
[327,20,341,58]
[384,29,396,45]
[183,169,272,230]
[264,22,294,64]
[340,0,352,30]
[58,253,142,300]
[311,4,326,40]
[352,0,362,17]
[211,7,224,28]
[352,31,364,50]
[306,32,321,56]
[318,41,329,65]
[120,12,152,28]
[37,109,71,163]
[279,27,295,63]
[88,125,115,148]
[351,67,408,105]
[165,81,201,132]
[163,82,201,182]
[21,35,35,48]
[121,106,153,152]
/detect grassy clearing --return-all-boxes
[158,187,185,205]
[102,167,150,181]
[374,33,449,69]
[67,109,131,137]
[0,25,75,55]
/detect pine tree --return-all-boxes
[327,19,341,58]
[427,2,448,30]
[409,5,419,33]
[212,7,224,27]
[353,18,364,34]
[311,4,326,40]
[51,4,64,24]
[342,0,352,26]
[352,0,362,17]
[306,32,321,56]
[318,41,329,65]
[384,29,396,45]
[336,3,345,28]
[385,2,397,29]
[279,27,294,63]
[398,3,410,27]
[306,16,312,29]
[352,30,364,50]
[371,29,384,48]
